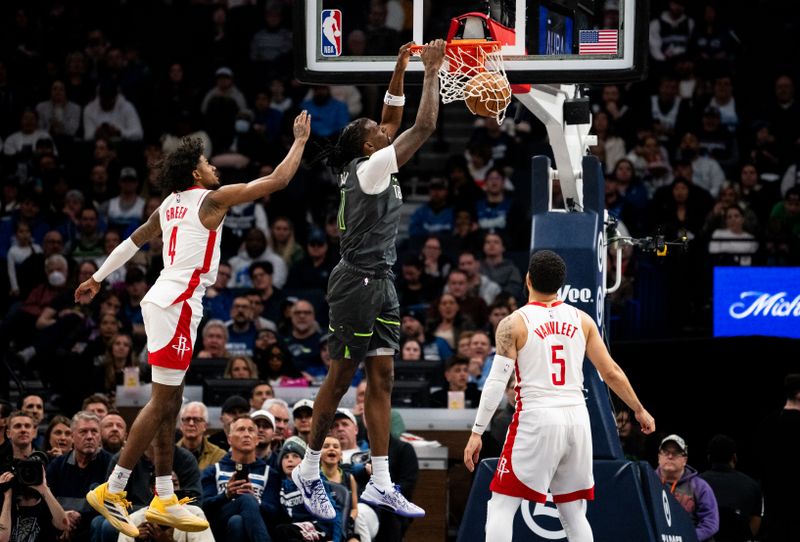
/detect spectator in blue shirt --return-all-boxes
[409,177,454,243]
[301,86,350,139]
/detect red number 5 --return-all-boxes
[551,345,565,386]
[168,227,178,265]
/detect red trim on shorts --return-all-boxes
[172,230,217,304]
[147,301,194,370]
[528,300,563,308]
[490,362,548,503]
[553,487,595,503]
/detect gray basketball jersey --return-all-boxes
[336,155,403,272]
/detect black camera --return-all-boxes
[13,451,49,486]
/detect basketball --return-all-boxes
[464,72,512,118]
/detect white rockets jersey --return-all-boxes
[142,187,223,308]
[514,301,587,409]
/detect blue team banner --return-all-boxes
[714,267,800,338]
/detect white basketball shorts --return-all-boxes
[490,404,595,503]
[141,298,202,386]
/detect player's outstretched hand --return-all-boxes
[635,408,655,434]
[293,110,311,143]
[396,42,414,71]
[74,277,101,304]
[464,432,483,472]
[420,39,446,72]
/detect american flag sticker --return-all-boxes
[578,29,618,55]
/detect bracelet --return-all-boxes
[384,92,405,107]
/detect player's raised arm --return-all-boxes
[581,311,655,434]
[205,111,311,211]
[380,42,414,139]
[74,209,162,304]
[392,40,445,167]
[464,313,525,472]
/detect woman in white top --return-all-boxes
[708,205,759,266]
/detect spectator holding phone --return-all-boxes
[201,416,279,542]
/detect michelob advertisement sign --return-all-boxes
[714,267,800,339]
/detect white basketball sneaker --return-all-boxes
[359,481,426,518]
[292,467,337,520]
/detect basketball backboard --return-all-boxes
[295,0,648,85]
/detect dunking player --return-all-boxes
[74,113,311,536]
[464,250,656,541]
[293,40,446,520]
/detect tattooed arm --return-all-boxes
[464,313,526,471]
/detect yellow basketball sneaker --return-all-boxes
[144,495,209,532]
[86,483,139,538]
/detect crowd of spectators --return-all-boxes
[0,0,799,540]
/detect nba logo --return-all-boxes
[321,9,342,57]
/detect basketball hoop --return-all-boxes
[411,39,512,123]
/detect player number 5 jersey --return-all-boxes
[142,187,223,308]
[515,301,587,409]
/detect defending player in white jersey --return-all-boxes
[464,250,655,542]
[74,112,311,537]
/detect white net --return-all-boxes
[414,41,512,124]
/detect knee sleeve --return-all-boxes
[486,493,521,542]
[556,500,593,542]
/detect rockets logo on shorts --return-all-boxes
[172,335,191,359]
[321,9,342,57]
[496,457,510,480]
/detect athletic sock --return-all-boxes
[371,455,391,489]
[155,475,175,500]
[108,465,132,494]
[300,448,322,480]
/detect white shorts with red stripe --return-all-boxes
[141,297,202,386]
[490,404,595,503]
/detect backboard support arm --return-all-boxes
[515,84,597,212]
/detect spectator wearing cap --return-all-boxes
[332,408,368,464]
[408,177,454,242]
[201,415,280,542]
[656,434,720,542]
[82,79,143,141]
[250,409,277,466]
[292,399,314,443]
[178,402,226,471]
[229,227,288,289]
[102,166,144,231]
[208,395,251,450]
[287,228,336,291]
[201,67,247,115]
[249,260,286,324]
[272,435,338,541]
[201,67,247,154]
[700,434,762,541]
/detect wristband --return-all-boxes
[384,92,405,107]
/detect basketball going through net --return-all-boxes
[411,39,512,124]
